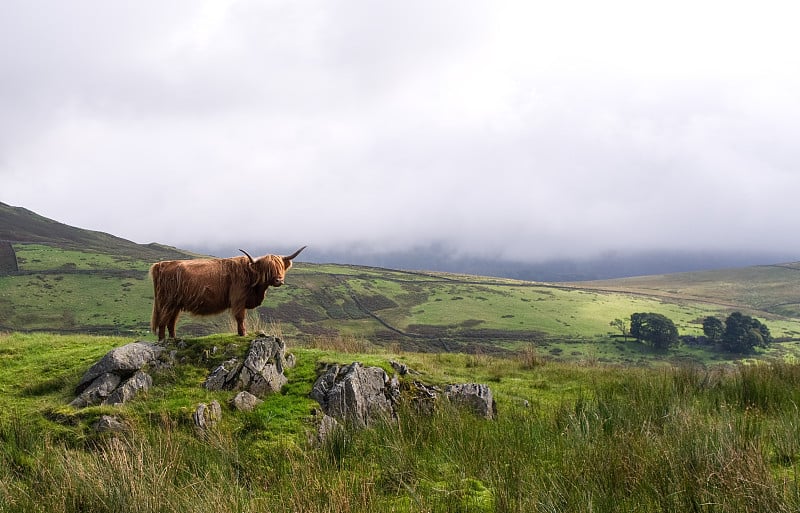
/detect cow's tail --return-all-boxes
[149,262,162,334]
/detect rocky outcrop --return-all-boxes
[71,342,167,408]
[309,361,497,443]
[310,362,399,428]
[203,336,292,397]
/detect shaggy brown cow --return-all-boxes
[150,246,306,340]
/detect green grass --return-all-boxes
[14,244,150,272]
[4,333,800,512]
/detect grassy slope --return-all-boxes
[0,201,196,261]
[3,243,800,366]
[574,263,800,317]
[4,332,800,512]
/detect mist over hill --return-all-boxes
[3,200,796,281]
[194,244,799,282]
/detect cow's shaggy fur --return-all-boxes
[150,247,305,340]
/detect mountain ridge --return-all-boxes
[0,201,197,261]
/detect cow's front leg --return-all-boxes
[167,311,180,339]
[234,309,247,336]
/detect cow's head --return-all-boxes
[240,246,306,287]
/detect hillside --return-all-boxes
[2,203,800,364]
[573,263,800,318]
[0,201,196,261]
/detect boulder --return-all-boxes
[71,342,166,408]
[193,400,222,431]
[70,373,121,408]
[445,383,496,419]
[105,371,152,406]
[203,336,291,397]
[231,391,262,412]
[310,362,398,428]
[75,342,163,394]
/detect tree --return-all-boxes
[702,316,724,344]
[722,312,772,353]
[629,312,679,350]
[610,318,628,340]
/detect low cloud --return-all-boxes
[2,1,800,263]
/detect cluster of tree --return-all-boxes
[629,312,679,350]
[703,312,772,353]
[610,311,772,354]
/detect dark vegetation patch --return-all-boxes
[267,301,327,323]
[356,294,398,311]
[296,323,339,337]
[0,241,18,274]
[406,324,449,338]
[459,328,546,341]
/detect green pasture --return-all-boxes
[0,273,152,334]
[14,244,150,272]
[582,263,800,316]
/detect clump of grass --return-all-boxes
[304,334,373,353]
[517,343,545,370]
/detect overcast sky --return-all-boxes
[2,1,799,262]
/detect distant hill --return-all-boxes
[0,201,197,262]
[197,243,800,282]
[573,262,800,319]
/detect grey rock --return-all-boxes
[390,360,409,375]
[444,383,496,419]
[238,337,288,395]
[310,362,398,427]
[407,380,441,414]
[92,415,128,433]
[316,414,341,444]
[75,342,164,394]
[70,372,122,408]
[231,391,262,411]
[203,357,242,390]
[193,400,222,430]
[104,371,152,406]
[390,360,419,376]
[203,336,290,397]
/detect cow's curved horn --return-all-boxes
[284,246,307,261]
[239,249,256,264]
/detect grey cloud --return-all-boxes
[2,1,800,263]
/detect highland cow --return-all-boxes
[150,246,306,340]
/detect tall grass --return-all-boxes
[3,362,800,512]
